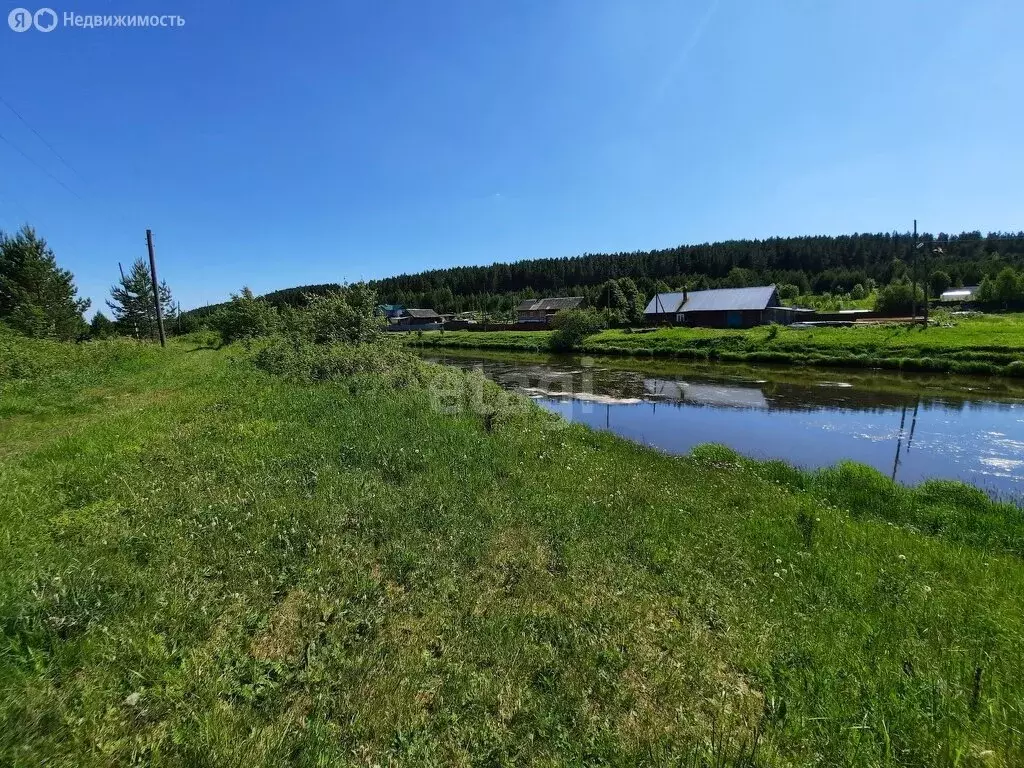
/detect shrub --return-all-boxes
[777,284,800,301]
[874,280,925,315]
[210,287,280,345]
[300,284,385,346]
[1005,361,1024,378]
[252,336,413,382]
[929,270,951,297]
[548,308,606,352]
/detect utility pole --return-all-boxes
[911,219,918,323]
[146,229,167,348]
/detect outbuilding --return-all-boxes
[516,297,584,324]
[939,286,980,303]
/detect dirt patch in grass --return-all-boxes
[251,590,311,663]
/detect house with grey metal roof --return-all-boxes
[516,296,584,324]
[644,285,789,328]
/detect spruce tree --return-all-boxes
[107,258,174,340]
[0,225,90,339]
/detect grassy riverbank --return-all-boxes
[3,335,1024,765]
[408,313,1024,376]
[418,345,1024,403]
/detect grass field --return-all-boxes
[2,334,1024,765]
[408,313,1024,376]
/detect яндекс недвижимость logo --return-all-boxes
[8,8,184,31]
[8,8,57,32]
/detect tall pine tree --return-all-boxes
[0,225,90,339]
[107,258,173,340]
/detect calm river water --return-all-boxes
[423,351,1024,501]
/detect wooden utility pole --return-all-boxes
[146,229,167,348]
[911,219,918,323]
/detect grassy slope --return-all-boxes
[2,338,1024,766]
[409,314,1024,374]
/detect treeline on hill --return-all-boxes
[178,231,1024,322]
[369,231,1024,314]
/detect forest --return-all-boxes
[182,230,1024,322]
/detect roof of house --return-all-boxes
[402,308,441,319]
[939,286,980,300]
[516,297,584,312]
[644,285,778,315]
[643,292,689,314]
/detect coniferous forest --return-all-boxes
[183,231,1024,319]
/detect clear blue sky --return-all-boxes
[2,0,1022,313]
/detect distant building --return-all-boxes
[939,286,980,303]
[516,297,583,324]
[644,285,790,328]
[378,304,406,321]
[397,308,441,324]
[385,308,443,331]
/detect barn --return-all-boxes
[516,297,583,324]
[386,308,443,331]
[643,285,790,328]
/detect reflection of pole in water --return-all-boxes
[892,404,908,481]
[906,398,920,453]
[606,403,610,429]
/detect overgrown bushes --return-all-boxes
[209,287,281,345]
[548,308,607,351]
[874,279,925,314]
[0,332,158,383]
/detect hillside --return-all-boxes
[180,230,1024,320]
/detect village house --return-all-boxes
[644,285,796,328]
[516,297,584,324]
[377,304,406,321]
[385,308,443,331]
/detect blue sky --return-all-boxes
[1,0,1022,313]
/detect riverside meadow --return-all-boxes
[2,326,1024,766]
[406,313,1024,377]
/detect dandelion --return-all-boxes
[898,554,906,561]
[775,558,782,565]
[773,572,781,578]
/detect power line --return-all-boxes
[0,94,82,182]
[0,130,80,199]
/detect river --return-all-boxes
[421,350,1024,501]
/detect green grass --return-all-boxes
[409,314,1024,376]
[2,335,1024,765]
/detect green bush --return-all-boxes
[548,308,606,352]
[1005,360,1024,377]
[296,284,385,346]
[210,287,280,345]
[874,280,925,315]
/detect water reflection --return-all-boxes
[423,352,1024,500]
